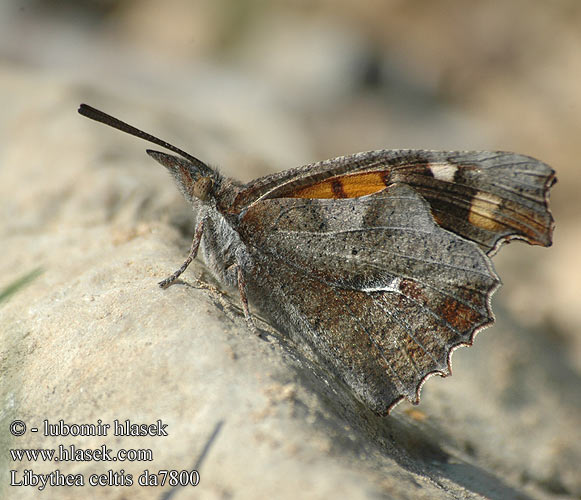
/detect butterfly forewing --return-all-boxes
[234,150,555,255]
[388,151,556,254]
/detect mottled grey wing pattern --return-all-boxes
[239,184,500,413]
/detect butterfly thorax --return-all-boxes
[196,182,252,289]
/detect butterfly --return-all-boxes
[79,104,556,414]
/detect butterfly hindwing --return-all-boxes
[239,184,499,413]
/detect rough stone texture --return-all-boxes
[1,3,580,499]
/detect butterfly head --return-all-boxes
[146,149,219,204]
[77,104,221,205]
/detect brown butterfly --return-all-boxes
[79,104,556,414]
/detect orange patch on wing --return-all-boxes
[286,171,389,199]
[440,297,483,332]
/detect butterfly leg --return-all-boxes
[233,263,261,337]
[159,218,205,288]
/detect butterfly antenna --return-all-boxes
[78,104,210,171]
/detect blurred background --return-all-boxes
[1,1,580,497]
[1,0,579,363]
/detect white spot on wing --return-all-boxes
[362,277,401,293]
[430,163,457,183]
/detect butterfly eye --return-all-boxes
[193,176,214,201]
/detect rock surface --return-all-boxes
[1,3,580,499]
